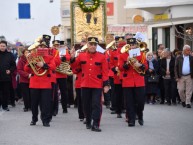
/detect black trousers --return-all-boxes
[9,83,15,105]
[20,83,31,109]
[76,88,84,119]
[123,87,145,124]
[81,88,102,127]
[67,76,74,105]
[57,78,67,111]
[103,90,110,106]
[159,77,165,102]
[30,88,52,123]
[51,83,59,114]
[109,77,116,110]
[0,81,11,109]
[163,78,177,103]
[115,84,123,114]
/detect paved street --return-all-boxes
[0,102,193,145]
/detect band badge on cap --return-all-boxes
[88,37,99,43]
[127,38,136,44]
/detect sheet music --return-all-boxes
[96,45,105,53]
[58,47,66,56]
[129,48,140,58]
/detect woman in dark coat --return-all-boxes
[145,52,159,104]
[17,48,31,111]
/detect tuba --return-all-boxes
[55,48,73,76]
[55,61,73,76]
[26,43,48,76]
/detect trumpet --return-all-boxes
[138,42,149,53]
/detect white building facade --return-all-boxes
[125,0,193,51]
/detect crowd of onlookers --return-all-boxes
[145,44,193,108]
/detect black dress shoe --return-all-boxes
[63,109,68,113]
[182,102,186,107]
[43,122,50,127]
[86,124,91,129]
[160,101,164,104]
[3,108,9,111]
[30,121,36,126]
[91,125,101,132]
[80,118,84,122]
[117,114,122,118]
[138,119,144,126]
[23,108,28,112]
[186,104,191,108]
[128,122,135,127]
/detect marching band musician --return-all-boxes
[24,41,56,127]
[118,38,148,127]
[104,44,113,109]
[46,39,61,117]
[71,39,87,122]
[54,40,71,113]
[110,37,126,118]
[70,37,109,132]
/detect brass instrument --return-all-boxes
[120,44,131,53]
[55,47,73,76]
[138,42,149,53]
[121,42,148,75]
[55,61,73,76]
[26,51,48,77]
[127,57,145,75]
[106,40,116,50]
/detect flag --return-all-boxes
[18,3,31,19]
[107,2,114,16]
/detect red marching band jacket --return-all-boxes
[72,67,82,89]
[105,49,114,78]
[110,48,122,84]
[55,49,71,79]
[24,54,56,89]
[71,52,109,88]
[49,48,61,83]
[118,51,148,87]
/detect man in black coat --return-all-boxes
[0,40,16,111]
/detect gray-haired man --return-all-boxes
[175,45,193,108]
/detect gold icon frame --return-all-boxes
[71,0,107,46]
